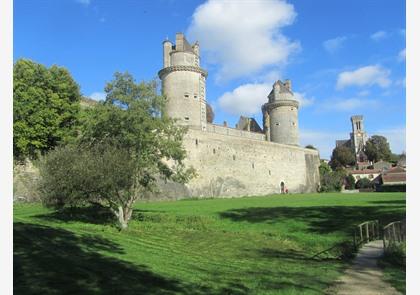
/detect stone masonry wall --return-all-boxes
[157,128,320,199]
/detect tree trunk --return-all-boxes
[116,205,132,230]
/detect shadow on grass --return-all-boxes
[34,205,116,225]
[219,205,406,235]
[14,222,248,295]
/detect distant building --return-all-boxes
[235,116,263,133]
[349,169,381,182]
[373,160,393,172]
[376,167,406,192]
[336,115,369,163]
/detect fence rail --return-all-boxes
[383,220,406,249]
[353,220,380,249]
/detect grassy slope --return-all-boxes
[14,193,405,295]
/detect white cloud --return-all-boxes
[323,36,347,53]
[187,0,300,81]
[370,30,388,41]
[294,92,314,107]
[218,83,271,116]
[398,48,406,61]
[89,92,106,101]
[357,90,370,97]
[373,128,406,154]
[217,83,313,116]
[320,98,379,112]
[336,65,391,89]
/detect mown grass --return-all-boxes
[14,192,405,294]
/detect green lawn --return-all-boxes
[14,192,406,295]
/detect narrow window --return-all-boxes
[184,94,189,98]
[269,170,271,175]
[184,117,190,121]
[195,139,198,146]
[275,122,280,126]
[213,148,216,154]
[233,155,236,160]
[252,163,254,169]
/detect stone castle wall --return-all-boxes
[206,123,266,141]
[156,128,320,199]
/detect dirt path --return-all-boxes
[335,240,401,295]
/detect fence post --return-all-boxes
[366,223,369,242]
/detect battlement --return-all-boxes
[206,123,266,141]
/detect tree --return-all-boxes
[13,59,81,161]
[330,145,356,170]
[318,162,346,192]
[345,174,356,190]
[364,135,392,162]
[38,72,195,229]
[206,103,214,123]
[355,178,373,189]
[305,144,317,150]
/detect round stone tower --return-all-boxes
[262,80,299,146]
[158,33,208,130]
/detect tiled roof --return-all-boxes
[349,169,381,175]
[382,173,406,184]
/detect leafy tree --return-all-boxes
[330,145,356,170]
[355,178,373,189]
[305,144,317,150]
[206,103,214,123]
[364,135,392,162]
[38,72,195,229]
[318,162,346,192]
[13,59,81,161]
[345,174,356,190]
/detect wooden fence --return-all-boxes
[383,220,406,249]
[353,220,380,249]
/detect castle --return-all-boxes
[157,33,320,198]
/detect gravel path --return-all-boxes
[335,240,401,295]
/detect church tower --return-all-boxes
[350,115,368,161]
[262,80,299,146]
[158,33,208,130]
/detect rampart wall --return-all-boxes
[157,128,320,199]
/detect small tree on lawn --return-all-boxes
[355,178,373,189]
[345,174,356,190]
[38,72,195,229]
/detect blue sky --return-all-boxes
[14,0,406,159]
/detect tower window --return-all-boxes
[233,155,236,160]
[184,94,189,98]
[195,139,198,146]
[269,170,271,175]
[184,117,190,121]
[252,163,255,169]
[213,148,216,154]
[275,122,280,126]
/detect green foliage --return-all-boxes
[38,143,137,210]
[319,163,346,192]
[355,178,373,189]
[13,59,81,161]
[305,144,317,150]
[38,72,195,229]
[345,174,356,190]
[364,135,392,162]
[378,242,406,293]
[14,193,406,294]
[330,145,356,170]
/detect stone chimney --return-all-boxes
[284,79,292,91]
